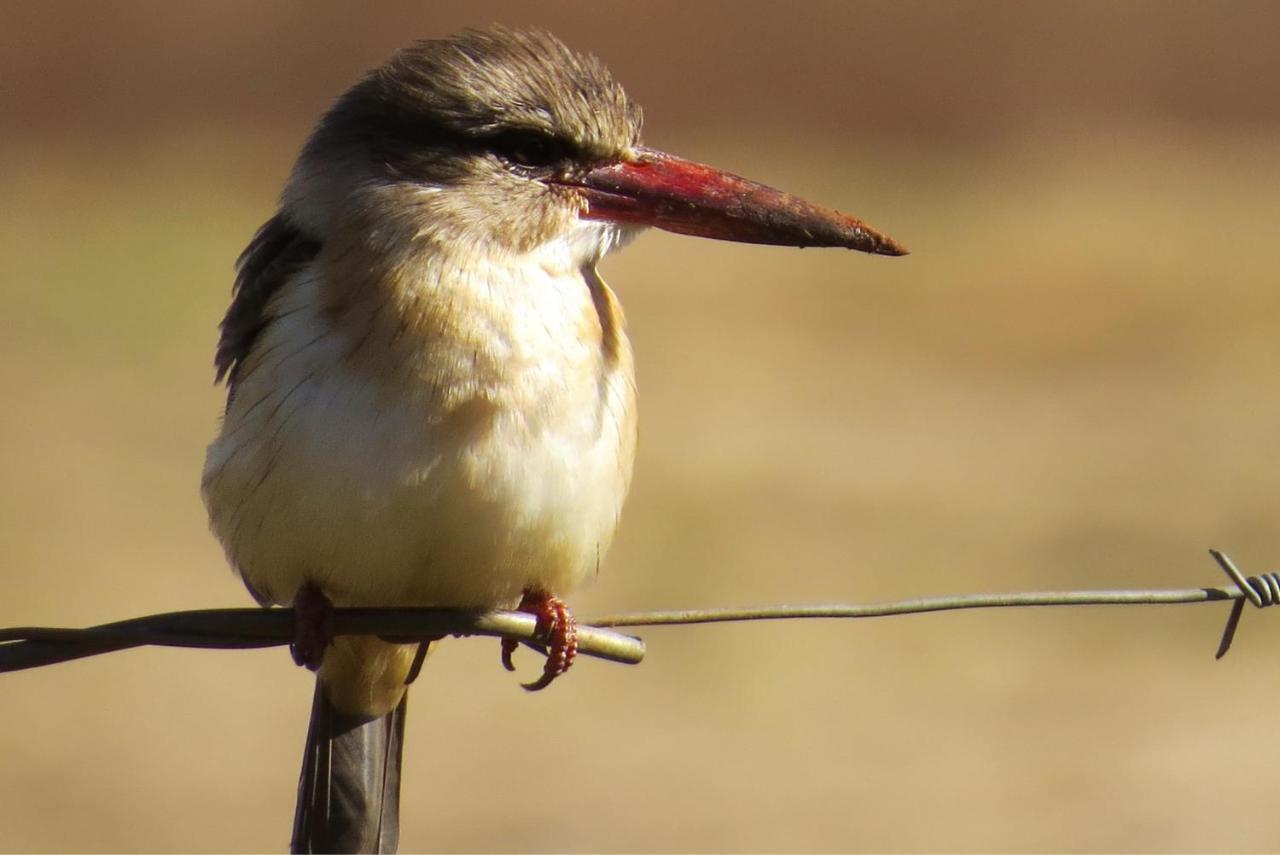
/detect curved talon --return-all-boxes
[501,589,578,690]
[290,582,334,671]
[405,640,433,684]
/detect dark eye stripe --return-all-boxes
[484,129,575,169]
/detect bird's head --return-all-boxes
[283,26,905,264]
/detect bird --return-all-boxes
[202,25,905,854]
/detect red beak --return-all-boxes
[565,146,907,256]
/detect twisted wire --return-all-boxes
[1211,549,1280,658]
[1,549,1275,674]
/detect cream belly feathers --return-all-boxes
[203,225,636,614]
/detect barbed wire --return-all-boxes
[1,549,1275,676]
[0,608,645,673]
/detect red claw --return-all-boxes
[501,589,578,691]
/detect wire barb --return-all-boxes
[0,549,1274,675]
[1211,549,1280,659]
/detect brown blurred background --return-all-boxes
[2,1,1278,851]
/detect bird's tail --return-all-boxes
[291,637,427,854]
[291,683,407,854]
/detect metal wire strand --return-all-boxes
[0,549,1274,674]
[0,608,647,673]
[1211,549,1280,659]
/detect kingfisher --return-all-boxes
[202,25,905,853]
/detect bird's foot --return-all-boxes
[290,582,334,671]
[501,589,578,692]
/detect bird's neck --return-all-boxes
[307,218,630,413]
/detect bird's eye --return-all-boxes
[490,131,565,169]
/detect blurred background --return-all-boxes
[2,1,1278,850]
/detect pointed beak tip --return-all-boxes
[575,148,910,259]
[874,238,909,257]
[838,225,907,257]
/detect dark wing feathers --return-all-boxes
[215,215,322,394]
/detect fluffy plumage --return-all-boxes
[203,27,641,853]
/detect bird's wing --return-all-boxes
[215,214,322,400]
